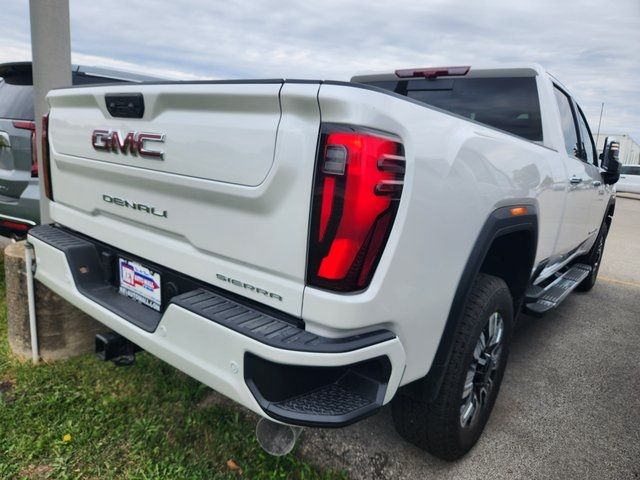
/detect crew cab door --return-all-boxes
[574,103,606,237]
[552,85,595,254]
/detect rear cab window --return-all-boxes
[0,76,34,121]
[359,76,543,142]
[73,72,128,85]
[0,68,128,121]
[621,165,640,175]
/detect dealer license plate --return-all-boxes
[118,258,162,312]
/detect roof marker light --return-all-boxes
[395,66,470,79]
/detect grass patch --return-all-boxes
[0,254,346,479]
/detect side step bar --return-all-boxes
[524,264,591,316]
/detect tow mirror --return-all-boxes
[600,137,621,185]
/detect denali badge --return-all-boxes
[92,129,165,159]
[102,194,168,218]
[216,274,283,301]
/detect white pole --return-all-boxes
[29,0,72,225]
[28,0,72,362]
[25,244,39,364]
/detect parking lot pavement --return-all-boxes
[299,195,640,480]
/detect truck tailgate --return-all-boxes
[49,82,283,186]
[46,81,321,316]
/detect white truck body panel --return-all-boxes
[29,64,613,427]
[302,79,606,381]
[46,82,323,316]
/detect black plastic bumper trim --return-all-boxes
[245,352,391,427]
[173,288,395,353]
[28,224,397,354]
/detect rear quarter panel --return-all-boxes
[303,83,566,383]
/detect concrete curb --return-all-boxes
[5,240,108,362]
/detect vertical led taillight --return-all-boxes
[41,113,53,200]
[307,125,405,292]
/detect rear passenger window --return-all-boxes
[576,107,596,166]
[363,77,543,141]
[553,86,580,158]
[0,79,34,120]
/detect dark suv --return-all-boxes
[0,62,162,236]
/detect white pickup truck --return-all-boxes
[28,64,621,460]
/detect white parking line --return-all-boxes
[599,276,640,289]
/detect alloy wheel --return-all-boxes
[459,312,505,428]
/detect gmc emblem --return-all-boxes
[91,130,165,159]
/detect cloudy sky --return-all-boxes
[1,0,638,141]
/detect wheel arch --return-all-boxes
[418,204,538,402]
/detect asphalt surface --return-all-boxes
[298,194,640,479]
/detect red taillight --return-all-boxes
[12,120,36,131]
[12,120,38,177]
[395,65,470,79]
[0,219,30,232]
[307,125,405,292]
[41,113,53,200]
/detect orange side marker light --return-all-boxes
[510,206,528,217]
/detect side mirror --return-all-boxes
[600,137,621,185]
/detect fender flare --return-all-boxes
[420,204,539,402]
[604,195,616,227]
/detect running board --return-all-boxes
[524,264,591,316]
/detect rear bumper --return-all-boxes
[0,179,40,236]
[0,180,40,233]
[28,224,406,427]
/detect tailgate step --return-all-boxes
[245,353,390,427]
[524,264,591,316]
[273,383,371,416]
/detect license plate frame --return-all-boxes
[118,257,162,312]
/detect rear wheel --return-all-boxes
[392,273,513,460]
[576,221,608,292]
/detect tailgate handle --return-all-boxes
[105,93,145,119]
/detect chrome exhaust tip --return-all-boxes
[255,417,303,456]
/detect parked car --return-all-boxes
[28,64,620,460]
[617,164,640,194]
[0,62,162,236]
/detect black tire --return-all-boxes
[576,221,608,292]
[392,273,514,461]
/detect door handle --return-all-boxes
[592,180,602,187]
[0,132,10,149]
[569,177,583,185]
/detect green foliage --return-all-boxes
[0,254,346,480]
